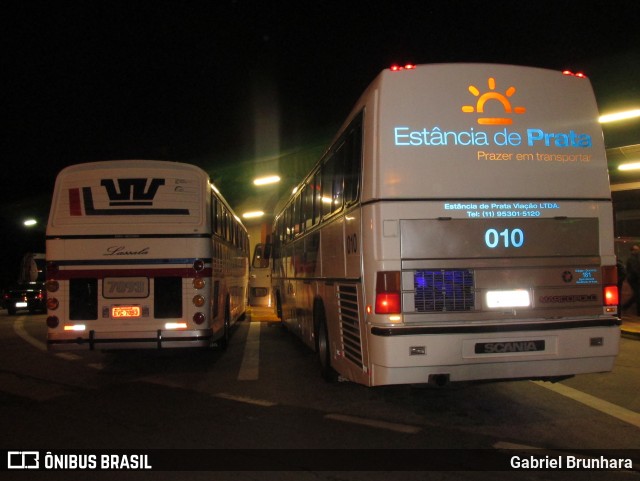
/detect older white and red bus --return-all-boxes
[272,64,620,386]
[46,160,248,350]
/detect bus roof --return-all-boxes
[357,64,610,201]
[47,160,210,235]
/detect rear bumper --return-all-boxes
[367,319,621,386]
[47,328,213,350]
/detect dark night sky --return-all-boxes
[2,0,639,284]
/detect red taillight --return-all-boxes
[375,271,401,314]
[602,266,619,307]
[47,262,59,277]
[375,292,401,314]
[193,259,205,272]
[46,316,59,328]
[604,286,619,307]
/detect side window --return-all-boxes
[302,182,313,230]
[293,193,303,237]
[321,151,343,218]
[312,171,322,226]
[321,156,334,218]
[332,144,344,212]
[344,113,363,205]
[252,243,270,268]
[285,204,294,241]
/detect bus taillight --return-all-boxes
[46,316,59,328]
[604,286,619,307]
[375,271,401,314]
[193,259,205,272]
[602,266,619,307]
[47,262,59,277]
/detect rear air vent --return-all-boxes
[414,269,475,312]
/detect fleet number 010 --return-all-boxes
[485,228,525,248]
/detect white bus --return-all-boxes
[272,64,620,386]
[249,242,273,307]
[45,160,249,350]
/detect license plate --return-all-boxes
[103,277,149,299]
[111,306,142,318]
[475,340,545,354]
[486,290,530,308]
[16,302,28,308]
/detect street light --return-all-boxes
[619,162,640,172]
[23,219,37,227]
[242,211,265,219]
[253,175,281,186]
[599,108,640,124]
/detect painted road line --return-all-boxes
[214,392,277,407]
[13,317,47,351]
[533,381,640,429]
[237,321,261,381]
[325,413,422,434]
[56,352,82,361]
[493,441,542,450]
[14,318,82,361]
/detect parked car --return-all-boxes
[3,282,46,315]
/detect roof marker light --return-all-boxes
[562,70,588,78]
[390,64,416,72]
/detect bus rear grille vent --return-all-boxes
[337,284,363,368]
[414,269,475,312]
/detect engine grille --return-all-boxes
[414,269,475,312]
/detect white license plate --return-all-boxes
[486,290,530,308]
[16,302,28,308]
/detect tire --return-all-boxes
[275,291,283,320]
[219,297,231,350]
[316,318,338,382]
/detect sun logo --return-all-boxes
[462,77,526,125]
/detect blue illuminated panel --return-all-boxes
[414,270,475,312]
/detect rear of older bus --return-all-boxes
[45,160,215,350]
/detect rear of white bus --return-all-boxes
[362,64,620,386]
[45,160,216,350]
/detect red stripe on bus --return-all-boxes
[50,267,213,280]
[69,188,82,216]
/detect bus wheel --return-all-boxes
[317,319,338,382]
[275,291,283,320]
[219,299,231,350]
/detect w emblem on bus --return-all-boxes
[101,178,165,206]
[68,177,190,216]
[461,77,526,125]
